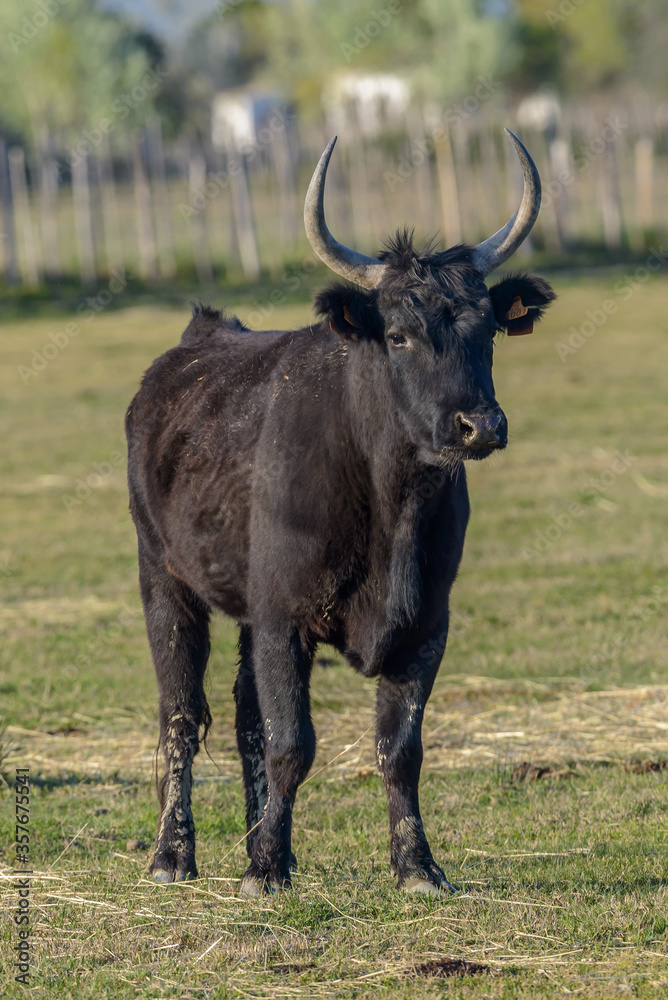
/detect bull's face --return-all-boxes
[377,268,505,464]
[305,131,555,466]
[315,252,554,466]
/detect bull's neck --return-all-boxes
[342,343,447,527]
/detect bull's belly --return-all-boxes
[163,531,250,619]
[156,465,252,616]
[165,551,248,622]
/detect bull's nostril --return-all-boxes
[455,411,507,450]
[493,414,508,442]
[456,414,477,443]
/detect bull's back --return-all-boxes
[127,323,309,617]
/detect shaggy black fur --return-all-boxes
[126,230,555,893]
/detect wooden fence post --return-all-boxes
[148,117,176,279]
[96,133,124,275]
[8,146,42,286]
[0,138,19,284]
[271,118,298,249]
[405,109,435,240]
[133,130,158,281]
[596,140,624,251]
[71,152,97,285]
[38,129,62,279]
[225,141,260,280]
[433,126,463,247]
[634,135,654,246]
[187,141,214,283]
[347,128,375,253]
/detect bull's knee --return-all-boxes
[266,730,315,795]
[376,736,422,787]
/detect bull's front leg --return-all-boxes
[239,623,315,896]
[233,626,268,856]
[376,629,455,895]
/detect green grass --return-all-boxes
[1,272,668,997]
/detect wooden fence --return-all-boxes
[0,102,667,289]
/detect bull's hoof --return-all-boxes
[395,857,457,895]
[240,875,287,897]
[240,875,272,898]
[152,867,197,884]
[240,863,290,897]
[173,869,196,882]
[150,848,197,884]
[401,875,456,895]
[152,868,174,884]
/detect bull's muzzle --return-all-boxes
[454,410,508,451]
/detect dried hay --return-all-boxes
[4,680,668,786]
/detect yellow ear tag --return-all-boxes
[506,296,533,336]
[506,296,529,320]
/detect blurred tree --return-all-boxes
[266,0,509,112]
[0,0,164,148]
[192,0,512,116]
[559,0,627,89]
[512,0,668,96]
[618,0,668,95]
[154,0,268,138]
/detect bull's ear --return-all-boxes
[314,284,383,342]
[488,273,556,336]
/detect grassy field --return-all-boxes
[1,269,668,998]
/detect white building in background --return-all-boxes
[211,75,410,152]
[211,89,293,154]
[323,73,410,139]
[516,90,561,135]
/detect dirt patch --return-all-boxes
[511,761,577,782]
[407,957,491,978]
[630,758,668,774]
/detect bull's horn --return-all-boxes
[304,136,386,289]
[471,129,541,277]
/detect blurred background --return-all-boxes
[2,6,668,987]
[0,0,667,301]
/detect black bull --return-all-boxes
[125,132,555,895]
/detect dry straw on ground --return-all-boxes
[5,677,667,783]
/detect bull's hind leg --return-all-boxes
[138,543,211,882]
[239,624,315,896]
[376,629,455,895]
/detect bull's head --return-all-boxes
[305,132,555,466]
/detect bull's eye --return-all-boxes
[389,333,407,348]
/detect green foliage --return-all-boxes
[233,0,511,113]
[154,0,268,137]
[0,0,664,150]
[513,0,668,95]
[0,0,162,146]
[193,0,666,111]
